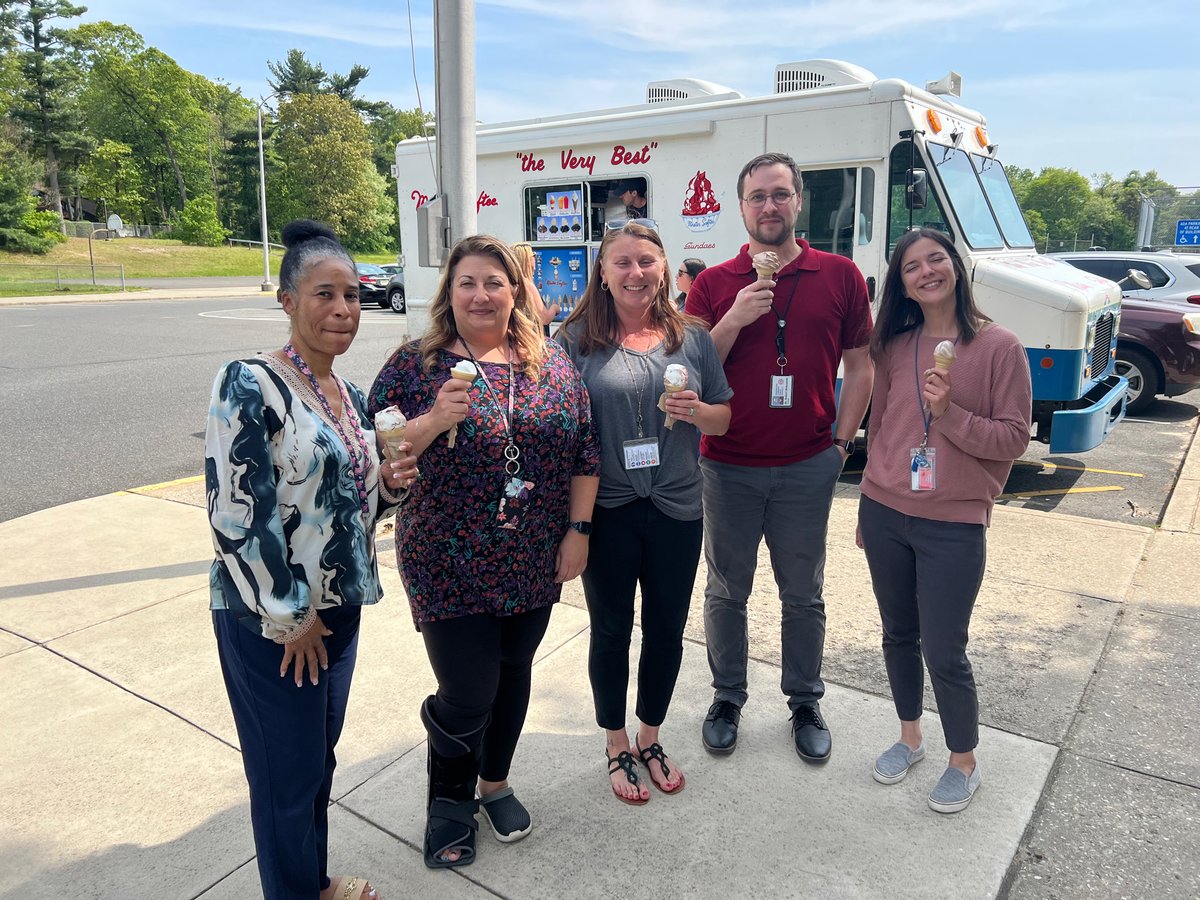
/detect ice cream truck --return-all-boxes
[394,59,1127,453]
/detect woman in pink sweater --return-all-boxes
[856,228,1031,814]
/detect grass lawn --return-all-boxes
[0,238,401,279]
[0,282,138,297]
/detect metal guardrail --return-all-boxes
[0,262,126,290]
[61,222,173,239]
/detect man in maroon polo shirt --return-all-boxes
[685,151,874,763]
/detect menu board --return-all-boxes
[533,246,588,320]
[536,189,584,242]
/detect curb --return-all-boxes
[0,286,272,307]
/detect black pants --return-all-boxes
[421,605,553,781]
[581,497,703,730]
[858,494,986,752]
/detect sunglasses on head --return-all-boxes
[604,218,659,232]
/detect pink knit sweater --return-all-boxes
[860,324,1032,526]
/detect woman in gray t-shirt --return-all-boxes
[557,221,731,805]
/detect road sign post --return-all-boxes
[1175,220,1200,246]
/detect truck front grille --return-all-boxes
[1090,313,1115,378]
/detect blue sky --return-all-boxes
[81,0,1198,186]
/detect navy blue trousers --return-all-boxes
[214,605,361,900]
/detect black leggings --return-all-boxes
[581,497,703,730]
[421,605,553,781]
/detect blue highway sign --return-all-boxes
[1176,220,1200,246]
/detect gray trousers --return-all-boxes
[857,494,986,752]
[701,446,844,710]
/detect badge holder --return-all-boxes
[910,444,936,491]
[769,323,792,408]
[496,443,535,529]
[623,437,661,470]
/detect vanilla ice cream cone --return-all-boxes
[374,406,408,460]
[447,360,478,449]
[933,340,957,371]
[659,364,689,429]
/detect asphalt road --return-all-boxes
[2,293,1196,525]
[0,295,412,522]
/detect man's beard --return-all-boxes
[746,213,795,247]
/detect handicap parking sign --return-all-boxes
[1176,220,1200,246]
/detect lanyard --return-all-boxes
[912,329,958,452]
[765,268,801,374]
[617,343,649,438]
[461,342,521,477]
[283,343,371,519]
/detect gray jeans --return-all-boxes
[701,446,844,710]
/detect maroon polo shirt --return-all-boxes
[686,239,871,466]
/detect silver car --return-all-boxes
[1051,251,1200,306]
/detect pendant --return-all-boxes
[777,319,786,328]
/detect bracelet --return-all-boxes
[273,605,318,645]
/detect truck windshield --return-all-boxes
[972,155,1034,248]
[930,143,1003,249]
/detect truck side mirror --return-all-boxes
[1120,268,1153,291]
[905,168,928,210]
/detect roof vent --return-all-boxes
[774,59,876,94]
[646,77,740,104]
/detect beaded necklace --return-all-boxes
[283,343,372,519]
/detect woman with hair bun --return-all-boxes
[206,219,417,899]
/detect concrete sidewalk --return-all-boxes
[2,429,1199,899]
[0,284,271,307]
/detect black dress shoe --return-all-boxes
[791,703,831,763]
[702,700,741,755]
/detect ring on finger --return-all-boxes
[689,406,696,416]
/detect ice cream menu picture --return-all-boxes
[533,246,588,321]
[536,190,583,242]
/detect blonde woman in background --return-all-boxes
[512,242,559,335]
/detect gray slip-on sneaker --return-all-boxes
[928,764,982,814]
[478,786,533,842]
[872,741,926,785]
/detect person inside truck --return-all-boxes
[856,227,1031,813]
[557,220,731,805]
[604,179,649,225]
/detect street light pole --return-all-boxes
[256,104,274,292]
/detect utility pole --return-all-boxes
[435,0,477,247]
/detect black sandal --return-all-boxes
[635,741,686,795]
[423,796,479,868]
[606,750,649,806]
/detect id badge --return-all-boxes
[910,447,937,491]
[769,375,793,408]
[623,437,661,470]
[496,476,536,530]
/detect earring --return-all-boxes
[601,280,609,291]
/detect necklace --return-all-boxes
[283,343,371,519]
[459,340,521,477]
[617,344,649,438]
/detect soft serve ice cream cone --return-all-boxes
[659,364,689,429]
[373,406,408,460]
[752,250,780,280]
[446,360,478,449]
[933,340,957,371]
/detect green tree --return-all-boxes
[267,48,385,117]
[271,93,392,252]
[175,194,228,246]
[3,0,88,221]
[1021,168,1092,238]
[0,120,54,251]
[78,138,144,219]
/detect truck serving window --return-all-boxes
[887,142,953,258]
[523,184,586,243]
[793,167,863,260]
[972,155,1035,248]
[931,144,1003,250]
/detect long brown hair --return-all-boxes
[870,228,990,360]
[417,235,545,379]
[563,221,702,355]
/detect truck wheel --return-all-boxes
[388,288,406,314]
[1115,346,1160,415]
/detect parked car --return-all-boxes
[355,263,391,307]
[1052,251,1200,306]
[384,270,405,314]
[1114,298,1200,413]
[379,264,404,276]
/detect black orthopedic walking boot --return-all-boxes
[420,696,487,869]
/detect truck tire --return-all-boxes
[388,287,406,314]
[1115,346,1160,415]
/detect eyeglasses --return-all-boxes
[741,190,796,209]
[677,270,687,276]
[605,218,659,232]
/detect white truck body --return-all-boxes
[395,59,1126,452]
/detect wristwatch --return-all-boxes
[835,438,855,454]
[568,520,592,536]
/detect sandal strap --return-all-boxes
[429,797,480,830]
[606,750,641,787]
[636,742,673,780]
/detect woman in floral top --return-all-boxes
[206,220,416,900]
[369,235,599,869]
